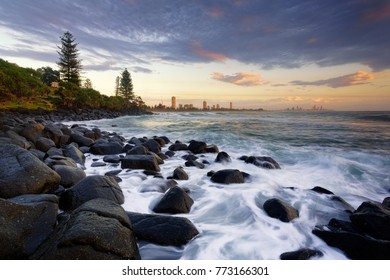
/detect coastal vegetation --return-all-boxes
[0,31,146,113]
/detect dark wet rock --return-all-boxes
[5,130,32,149]
[83,130,96,140]
[44,155,78,168]
[139,178,177,193]
[153,187,194,214]
[157,152,168,160]
[91,162,107,167]
[313,218,390,260]
[90,141,123,155]
[239,155,248,161]
[330,195,355,213]
[172,167,189,180]
[153,137,166,147]
[165,150,175,157]
[78,146,90,153]
[185,160,205,169]
[207,170,215,177]
[30,148,46,161]
[59,175,124,211]
[143,170,162,177]
[159,136,170,144]
[310,186,334,195]
[150,152,164,164]
[31,199,140,260]
[383,197,390,209]
[127,212,199,246]
[0,144,60,199]
[35,136,56,153]
[128,137,143,146]
[42,123,64,146]
[350,201,390,241]
[19,123,44,142]
[103,155,121,163]
[206,145,219,153]
[92,127,101,139]
[188,140,207,154]
[126,145,148,155]
[105,170,122,176]
[63,144,85,166]
[211,169,245,184]
[280,248,323,260]
[122,144,134,153]
[215,151,231,163]
[46,147,63,157]
[70,133,95,147]
[53,165,86,188]
[143,139,161,153]
[244,156,281,169]
[168,143,189,151]
[121,155,161,172]
[182,154,198,161]
[0,195,58,259]
[263,198,299,222]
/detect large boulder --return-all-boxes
[34,136,56,153]
[350,201,390,241]
[127,212,199,246]
[313,218,390,259]
[126,145,149,155]
[52,165,86,188]
[90,141,123,155]
[215,151,231,163]
[244,156,281,169]
[168,143,189,151]
[59,175,124,210]
[19,123,44,142]
[70,133,95,147]
[153,187,194,214]
[5,130,31,150]
[103,155,122,164]
[0,195,58,259]
[31,199,140,260]
[0,144,60,198]
[210,169,245,184]
[44,155,78,168]
[42,123,64,146]
[263,198,299,222]
[62,144,86,166]
[185,160,205,169]
[188,140,207,154]
[280,248,323,260]
[172,167,189,180]
[143,139,161,153]
[121,155,160,172]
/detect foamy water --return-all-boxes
[68,111,390,259]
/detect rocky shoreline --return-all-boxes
[0,110,389,260]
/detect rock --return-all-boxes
[79,146,90,153]
[185,160,205,169]
[182,154,198,161]
[42,123,64,146]
[126,145,148,155]
[153,187,194,214]
[245,156,281,169]
[168,143,189,151]
[143,139,161,153]
[31,199,140,260]
[139,179,176,192]
[157,152,168,160]
[103,155,121,163]
[313,218,390,259]
[263,198,299,222]
[53,165,86,188]
[30,148,46,161]
[165,150,175,157]
[0,195,58,259]
[172,167,189,180]
[35,136,56,153]
[153,137,166,146]
[310,186,334,195]
[188,140,207,154]
[0,144,60,199]
[350,201,390,241]
[5,130,32,149]
[70,133,95,147]
[206,145,219,153]
[159,136,170,144]
[207,170,215,177]
[90,141,123,155]
[211,169,245,184]
[83,130,96,140]
[19,123,44,142]
[128,137,143,146]
[46,147,63,157]
[105,170,122,176]
[59,175,124,211]
[44,155,78,168]
[127,212,199,246]
[280,249,323,260]
[91,162,107,167]
[383,197,390,209]
[215,151,231,163]
[121,155,160,172]
[62,144,85,166]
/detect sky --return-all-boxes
[0,0,389,110]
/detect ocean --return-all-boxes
[69,111,390,259]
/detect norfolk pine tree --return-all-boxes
[57,31,82,86]
[119,68,134,101]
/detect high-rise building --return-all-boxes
[230,102,233,110]
[171,96,176,110]
[203,100,207,110]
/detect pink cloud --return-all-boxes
[192,41,228,62]
[212,72,267,86]
[364,2,390,21]
[208,9,223,18]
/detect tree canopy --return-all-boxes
[119,68,134,101]
[57,31,82,86]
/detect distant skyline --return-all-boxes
[0,0,389,110]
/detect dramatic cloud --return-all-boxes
[0,0,389,70]
[291,71,375,88]
[212,72,266,86]
[132,66,153,74]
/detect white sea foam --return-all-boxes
[72,111,390,260]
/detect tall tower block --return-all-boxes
[171,96,177,110]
